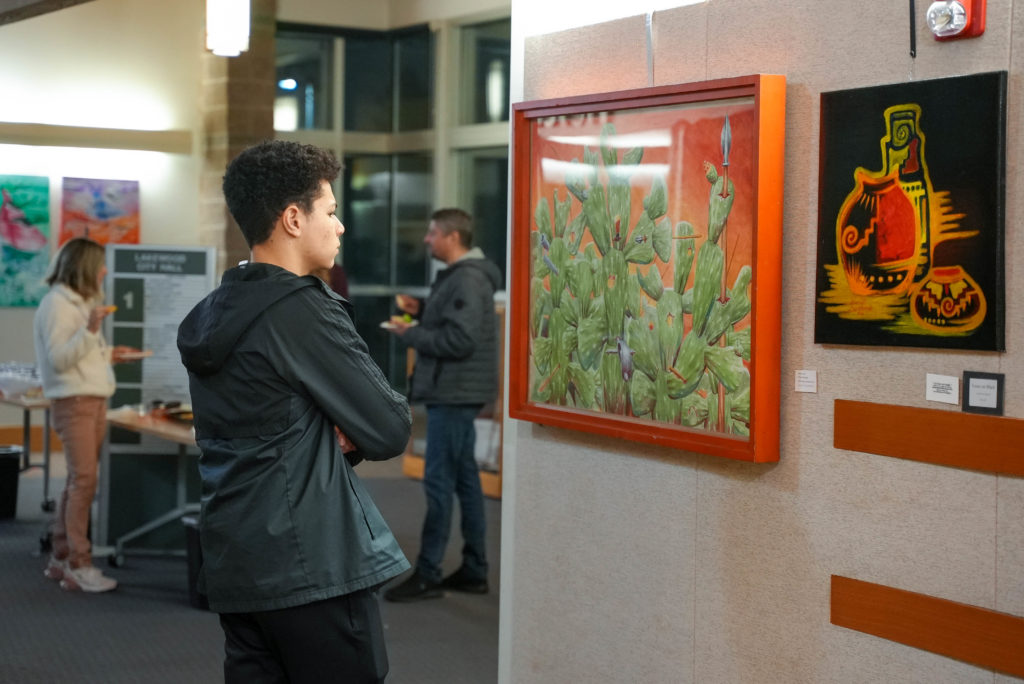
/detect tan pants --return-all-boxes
[51,396,107,568]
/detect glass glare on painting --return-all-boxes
[816,72,1006,351]
[527,102,756,438]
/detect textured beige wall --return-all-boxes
[0,0,204,426]
[506,1,1024,682]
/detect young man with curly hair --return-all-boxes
[178,140,411,684]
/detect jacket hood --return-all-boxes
[177,262,320,376]
[449,248,502,290]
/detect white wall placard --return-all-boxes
[795,370,818,393]
[925,373,959,405]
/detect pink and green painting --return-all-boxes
[0,175,50,307]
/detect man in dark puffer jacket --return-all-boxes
[382,208,500,602]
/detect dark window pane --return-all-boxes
[342,155,391,285]
[344,36,393,132]
[349,294,407,392]
[395,30,434,131]
[275,34,333,131]
[395,154,432,287]
[460,19,511,125]
[460,148,508,289]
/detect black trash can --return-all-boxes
[0,445,22,519]
[181,514,209,610]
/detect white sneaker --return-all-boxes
[43,555,67,581]
[60,565,118,593]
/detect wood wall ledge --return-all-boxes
[834,399,1024,477]
[0,425,61,452]
[0,122,193,154]
[831,575,1024,678]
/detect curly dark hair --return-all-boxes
[222,140,341,248]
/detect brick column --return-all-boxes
[199,0,276,273]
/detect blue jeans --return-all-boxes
[416,404,488,584]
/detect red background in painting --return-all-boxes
[530,104,755,295]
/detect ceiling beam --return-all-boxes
[0,0,96,27]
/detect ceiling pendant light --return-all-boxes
[206,0,250,57]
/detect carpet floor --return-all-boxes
[0,453,500,683]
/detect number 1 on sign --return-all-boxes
[122,291,133,310]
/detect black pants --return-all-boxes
[219,589,389,684]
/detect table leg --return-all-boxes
[177,444,187,508]
[108,444,198,566]
[21,408,31,470]
[41,408,53,511]
[96,439,110,548]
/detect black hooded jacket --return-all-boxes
[176,262,410,612]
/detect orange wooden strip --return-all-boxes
[749,74,785,464]
[402,452,425,480]
[479,471,502,500]
[0,425,63,452]
[831,575,1024,678]
[401,453,502,500]
[834,399,1024,476]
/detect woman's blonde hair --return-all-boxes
[46,238,106,300]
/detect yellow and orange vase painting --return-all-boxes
[815,72,1005,351]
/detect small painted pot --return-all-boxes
[909,265,987,333]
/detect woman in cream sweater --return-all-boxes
[34,238,138,593]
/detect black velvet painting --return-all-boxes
[815,71,1006,351]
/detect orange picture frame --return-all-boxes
[508,75,785,462]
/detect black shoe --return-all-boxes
[440,566,489,594]
[383,572,443,602]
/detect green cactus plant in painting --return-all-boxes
[529,119,753,437]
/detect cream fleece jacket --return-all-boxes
[33,284,115,399]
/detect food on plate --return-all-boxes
[380,314,418,329]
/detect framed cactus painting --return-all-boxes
[509,75,786,462]
[815,72,1006,351]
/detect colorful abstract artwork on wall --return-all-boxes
[60,177,140,246]
[816,72,1006,351]
[0,175,50,307]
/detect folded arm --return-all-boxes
[279,296,411,461]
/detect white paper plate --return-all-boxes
[379,320,418,329]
